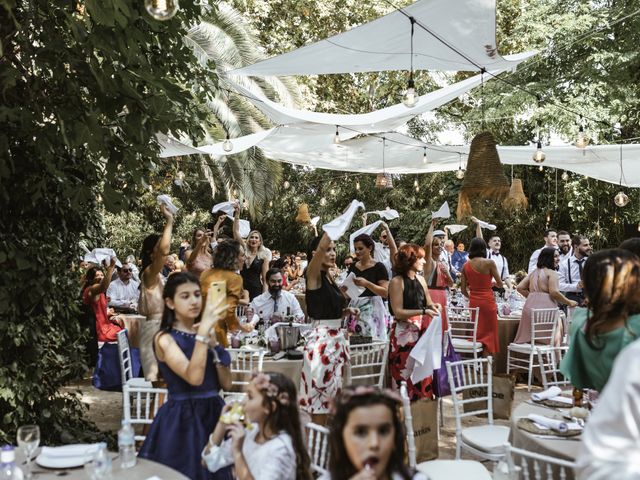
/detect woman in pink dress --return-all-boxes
[461,238,503,354]
[515,247,577,344]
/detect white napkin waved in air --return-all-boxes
[527,414,571,433]
[431,201,450,219]
[310,216,320,226]
[476,217,497,230]
[349,220,383,253]
[238,219,251,238]
[408,315,443,384]
[369,209,400,221]
[211,201,237,217]
[40,444,100,459]
[445,224,468,235]
[156,194,178,215]
[322,200,365,241]
[531,386,562,402]
[84,248,122,268]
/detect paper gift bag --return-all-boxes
[409,398,439,462]
[462,373,515,420]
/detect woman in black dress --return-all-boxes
[232,205,271,300]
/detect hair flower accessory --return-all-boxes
[251,372,289,405]
[330,386,403,414]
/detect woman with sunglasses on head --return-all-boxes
[423,219,454,322]
[233,205,272,301]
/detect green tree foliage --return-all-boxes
[0,0,214,443]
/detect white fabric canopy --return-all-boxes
[231,0,536,76]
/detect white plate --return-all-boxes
[36,444,99,469]
[36,453,87,469]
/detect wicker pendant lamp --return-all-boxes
[456,131,510,219]
[503,178,529,211]
[295,203,312,223]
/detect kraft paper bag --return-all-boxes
[409,398,439,462]
[462,373,515,420]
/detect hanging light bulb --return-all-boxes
[575,124,589,149]
[333,126,341,144]
[596,225,601,237]
[614,191,630,207]
[539,165,544,172]
[222,135,233,152]
[269,200,273,208]
[413,179,419,188]
[422,148,427,164]
[637,223,640,232]
[561,171,569,181]
[438,188,444,196]
[174,170,185,186]
[402,75,419,108]
[415,185,420,193]
[455,167,465,179]
[330,188,336,196]
[356,180,361,191]
[532,140,546,163]
[283,180,290,189]
[145,0,179,21]
[546,212,551,223]
[320,197,327,206]
[614,213,619,224]
[232,188,238,197]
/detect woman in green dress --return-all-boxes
[560,248,640,391]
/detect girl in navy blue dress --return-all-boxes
[139,272,233,480]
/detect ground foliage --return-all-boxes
[0,0,214,443]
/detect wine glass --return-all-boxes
[17,424,40,479]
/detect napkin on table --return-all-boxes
[531,386,562,402]
[40,444,100,459]
[527,414,570,433]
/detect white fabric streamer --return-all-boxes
[322,200,365,241]
[409,316,443,384]
[431,201,450,219]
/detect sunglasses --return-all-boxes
[121,268,132,272]
[381,235,388,239]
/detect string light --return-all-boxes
[283,180,290,189]
[438,188,444,195]
[402,18,419,108]
[539,165,544,172]
[145,0,179,20]
[615,191,629,207]
[422,148,427,164]
[320,197,327,206]
[561,171,569,181]
[532,140,546,163]
[455,167,465,179]
[414,179,419,188]
[333,125,341,144]
[269,200,273,208]
[222,136,233,152]
[415,185,420,193]
[356,180,361,191]
[575,116,589,148]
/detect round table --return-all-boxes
[263,357,303,389]
[509,402,582,462]
[496,315,521,374]
[120,314,146,348]
[17,449,188,479]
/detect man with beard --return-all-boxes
[472,218,511,289]
[249,268,304,322]
[557,230,573,262]
[528,229,558,273]
[558,235,592,306]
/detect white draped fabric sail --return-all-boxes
[231,0,536,76]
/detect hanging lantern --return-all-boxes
[614,191,630,207]
[145,0,179,20]
[532,140,546,163]
[561,171,569,181]
[575,125,589,148]
[455,167,465,179]
[375,173,393,189]
[295,203,312,223]
[456,131,510,219]
[503,179,529,212]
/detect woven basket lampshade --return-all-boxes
[295,203,312,223]
[503,178,529,211]
[456,131,510,219]
[375,173,393,189]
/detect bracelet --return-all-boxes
[195,334,210,345]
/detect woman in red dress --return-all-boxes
[460,238,503,355]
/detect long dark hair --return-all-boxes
[306,236,322,262]
[140,233,160,275]
[328,387,411,480]
[256,372,312,480]
[213,240,242,271]
[537,247,557,269]
[583,249,640,348]
[83,266,102,291]
[159,272,202,333]
[468,237,488,259]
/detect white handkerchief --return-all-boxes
[211,201,237,217]
[156,194,178,215]
[531,386,562,402]
[445,224,468,235]
[476,218,497,230]
[371,209,400,220]
[322,200,365,241]
[349,220,383,253]
[431,201,450,219]
[527,414,569,432]
[409,316,443,384]
[238,219,251,238]
[84,248,122,268]
[310,216,320,226]
[339,272,365,300]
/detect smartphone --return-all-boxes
[206,280,227,310]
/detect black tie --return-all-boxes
[576,258,585,276]
[272,294,279,315]
[491,252,499,256]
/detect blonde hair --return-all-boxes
[247,230,271,262]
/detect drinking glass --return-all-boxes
[17,424,40,479]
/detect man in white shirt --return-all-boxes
[107,263,140,313]
[557,230,573,263]
[250,268,304,323]
[557,235,592,307]
[373,223,397,279]
[528,229,558,273]
[434,229,449,265]
[576,338,640,479]
[472,219,511,288]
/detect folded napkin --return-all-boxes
[408,315,443,384]
[527,414,569,433]
[476,217,497,230]
[156,194,178,215]
[322,200,365,241]
[369,209,400,221]
[445,224,467,235]
[431,201,450,219]
[237,219,251,238]
[211,201,238,217]
[40,444,100,459]
[532,386,562,402]
[349,220,383,252]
